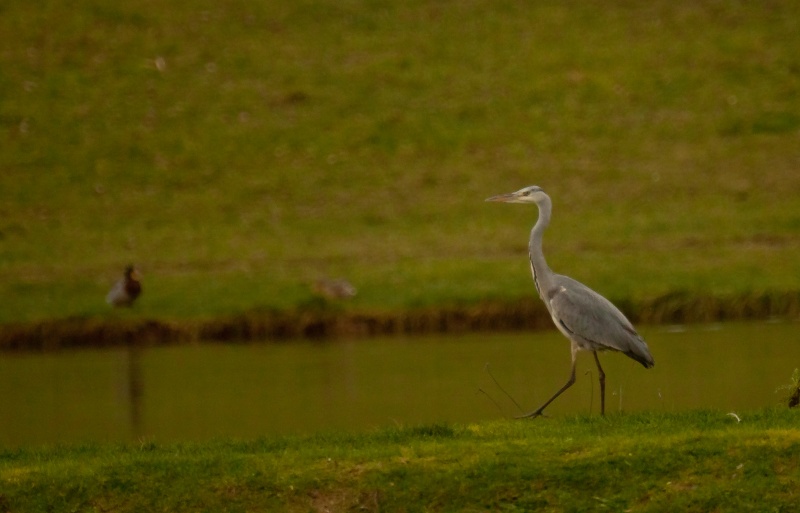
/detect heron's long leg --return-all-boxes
[518,345,578,419]
[593,351,606,416]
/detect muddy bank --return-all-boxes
[1,291,799,351]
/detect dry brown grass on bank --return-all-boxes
[2,291,798,351]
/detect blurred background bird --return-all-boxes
[311,278,357,300]
[106,265,142,307]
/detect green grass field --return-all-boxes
[4,4,799,507]
[2,0,800,326]
[2,409,799,512]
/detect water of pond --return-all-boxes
[1,321,798,448]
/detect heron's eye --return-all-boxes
[522,191,530,196]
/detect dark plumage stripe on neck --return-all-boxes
[529,256,543,299]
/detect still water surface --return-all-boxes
[1,321,798,447]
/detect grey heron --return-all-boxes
[487,186,654,417]
[107,265,142,307]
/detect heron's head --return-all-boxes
[485,185,547,204]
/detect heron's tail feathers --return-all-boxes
[626,347,655,369]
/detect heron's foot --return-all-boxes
[515,410,547,419]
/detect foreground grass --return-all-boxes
[2,409,799,512]
[2,0,800,327]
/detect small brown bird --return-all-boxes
[311,278,357,300]
[106,265,142,307]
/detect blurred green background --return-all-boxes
[2,0,799,325]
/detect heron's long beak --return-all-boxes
[485,192,518,202]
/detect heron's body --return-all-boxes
[539,273,654,366]
[487,186,653,417]
[107,265,141,307]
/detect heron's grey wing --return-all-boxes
[548,276,654,368]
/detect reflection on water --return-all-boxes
[124,347,144,438]
[1,321,798,447]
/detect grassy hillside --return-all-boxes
[2,0,800,325]
[2,409,799,511]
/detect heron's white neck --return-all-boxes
[529,196,555,298]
